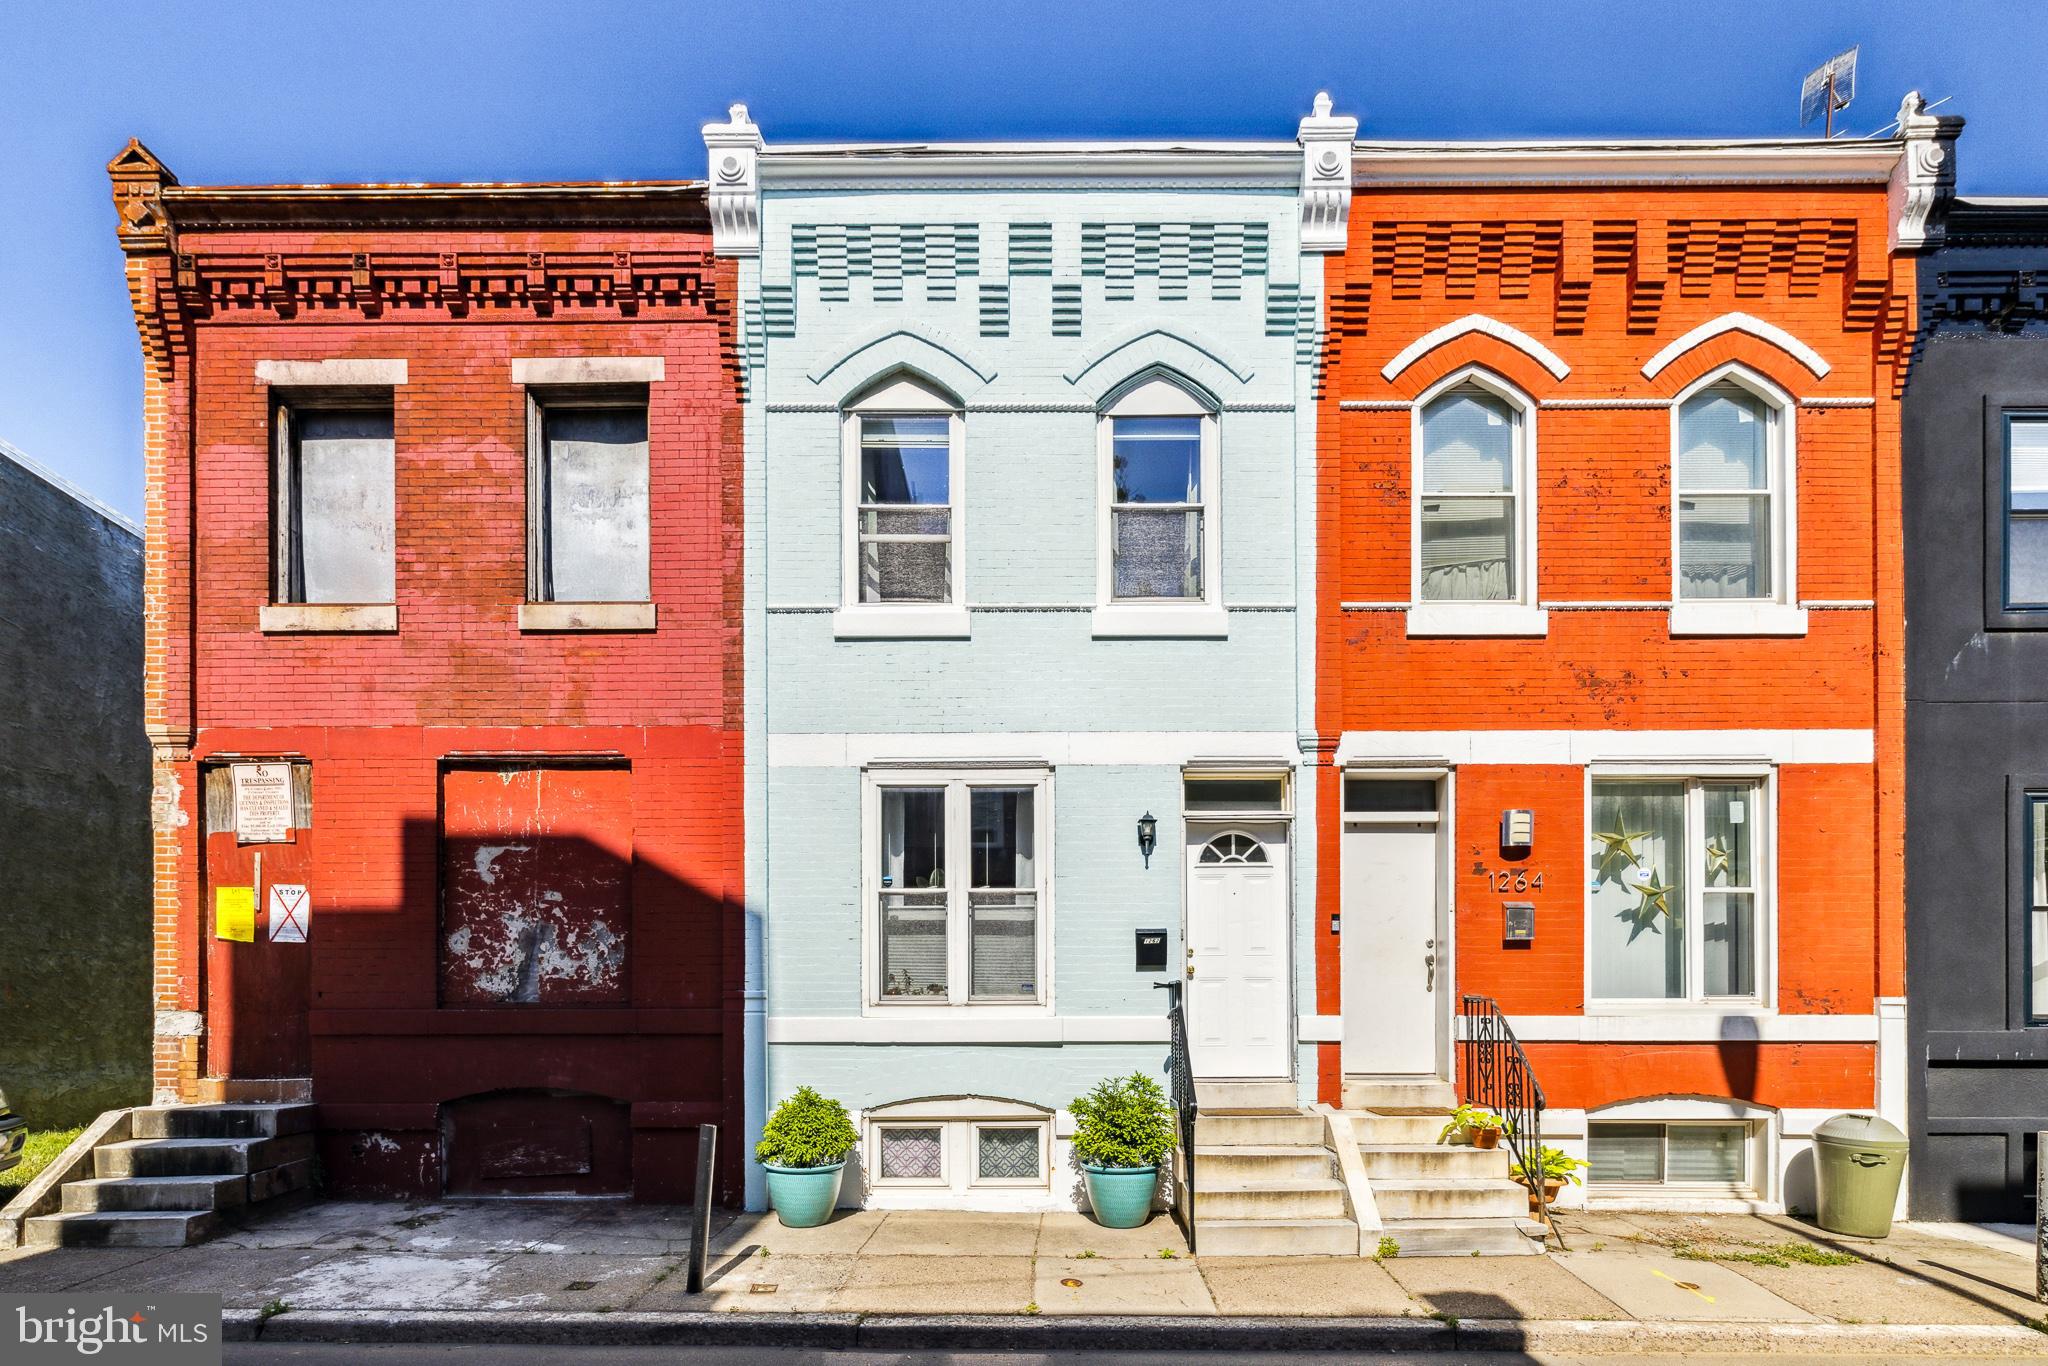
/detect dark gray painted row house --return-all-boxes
[1905,198,2048,1221]
[0,441,149,1125]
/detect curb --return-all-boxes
[224,1309,2048,1355]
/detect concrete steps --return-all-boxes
[1194,1177,1350,1220]
[1197,1215,1359,1257]
[1341,1076,1544,1258]
[1360,1143,1510,1181]
[1371,1177,1529,1221]
[1188,1090,1359,1258]
[1378,1216,1548,1258]
[24,1104,317,1249]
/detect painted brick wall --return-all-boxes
[122,198,750,1199]
[1313,183,1911,1116]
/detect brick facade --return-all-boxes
[111,144,747,1201]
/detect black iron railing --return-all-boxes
[1156,980,1197,1254]
[1461,993,1562,1248]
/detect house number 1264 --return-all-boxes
[1481,869,1543,892]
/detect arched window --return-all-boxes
[1675,377,1784,602]
[838,375,967,637]
[1095,374,1225,638]
[1409,369,1541,640]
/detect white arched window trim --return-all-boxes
[1668,364,1808,638]
[1092,373,1228,639]
[1407,366,1548,639]
[836,374,971,640]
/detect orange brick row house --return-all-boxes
[109,143,747,1204]
[1312,108,1958,1211]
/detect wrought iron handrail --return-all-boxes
[1155,980,1197,1254]
[1461,993,1562,1249]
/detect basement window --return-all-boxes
[527,389,650,604]
[273,400,395,604]
[864,1098,1052,1198]
[1588,1120,1756,1196]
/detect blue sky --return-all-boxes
[6,0,2044,519]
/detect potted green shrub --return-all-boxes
[1437,1103,1512,1149]
[1509,1145,1590,1214]
[1070,1072,1178,1229]
[755,1086,859,1227]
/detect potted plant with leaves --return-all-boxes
[1509,1145,1590,1214]
[1070,1072,1178,1229]
[755,1086,860,1228]
[1437,1102,1512,1149]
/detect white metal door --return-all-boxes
[1185,823,1290,1078]
[1342,819,1441,1075]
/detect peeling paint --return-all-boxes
[472,844,526,886]
[152,765,188,829]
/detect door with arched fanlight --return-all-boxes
[1184,823,1291,1078]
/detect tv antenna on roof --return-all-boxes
[1800,46,1858,137]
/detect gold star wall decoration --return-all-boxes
[1592,822,1650,885]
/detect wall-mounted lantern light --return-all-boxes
[1499,808,1535,852]
[1137,811,1158,867]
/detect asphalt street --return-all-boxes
[224,1346,2048,1365]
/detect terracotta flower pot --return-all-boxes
[1468,1125,1501,1150]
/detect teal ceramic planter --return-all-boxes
[1083,1163,1159,1228]
[762,1160,845,1228]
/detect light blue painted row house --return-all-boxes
[705,99,1356,1220]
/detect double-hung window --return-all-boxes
[527,390,651,606]
[2002,414,2048,611]
[2029,794,2048,1022]
[1670,370,1804,636]
[869,769,1048,1008]
[273,399,396,606]
[1094,376,1224,637]
[1408,371,1544,636]
[838,377,966,637]
[1587,775,1768,1005]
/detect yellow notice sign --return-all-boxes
[215,886,256,942]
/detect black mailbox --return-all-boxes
[1135,929,1169,973]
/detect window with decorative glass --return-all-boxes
[1417,382,1525,603]
[872,772,1046,1007]
[1676,379,1784,602]
[1587,777,1766,1004]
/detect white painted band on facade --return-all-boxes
[510,356,665,385]
[770,730,1303,768]
[255,359,408,386]
[767,1015,1169,1044]
[1334,728,1874,766]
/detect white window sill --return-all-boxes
[1669,602,1808,637]
[519,601,656,632]
[1090,604,1228,639]
[259,603,397,634]
[833,605,972,639]
[1404,603,1548,637]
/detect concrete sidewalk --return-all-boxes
[3,1198,2046,1354]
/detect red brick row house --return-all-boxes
[110,142,746,1202]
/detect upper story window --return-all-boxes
[2028,794,2048,1023]
[1587,775,1768,1006]
[1093,375,1225,638]
[2003,415,2048,611]
[868,768,1048,1010]
[1407,370,1544,638]
[1669,369,1805,637]
[837,377,968,638]
[273,399,395,605]
[527,389,650,604]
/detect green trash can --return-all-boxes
[1813,1112,1909,1239]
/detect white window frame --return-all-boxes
[1586,1117,1766,1200]
[861,765,1053,1016]
[1407,365,1547,638]
[1583,764,1776,1013]
[861,1098,1056,1204]
[869,1121,952,1189]
[836,375,969,640]
[1093,373,1227,639]
[968,1121,1050,1189]
[1668,364,1807,637]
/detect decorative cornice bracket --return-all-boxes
[704,103,765,258]
[1297,92,1358,254]
[1889,91,1965,254]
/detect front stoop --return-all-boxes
[1345,1075,1545,1258]
[23,1104,316,1249]
[1190,1090,1358,1257]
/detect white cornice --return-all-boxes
[1353,138,1903,188]
[760,143,1299,193]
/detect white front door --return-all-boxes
[1343,813,1443,1077]
[1185,823,1290,1079]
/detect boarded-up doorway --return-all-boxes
[442,1089,632,1196]
[439,763,631,1006]
[203,761,314,1079]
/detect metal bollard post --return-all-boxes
[687,1123,718,1295]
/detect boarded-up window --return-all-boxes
[275,404,396,603]
[440,764,631,1006]
[529,397,650,603]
